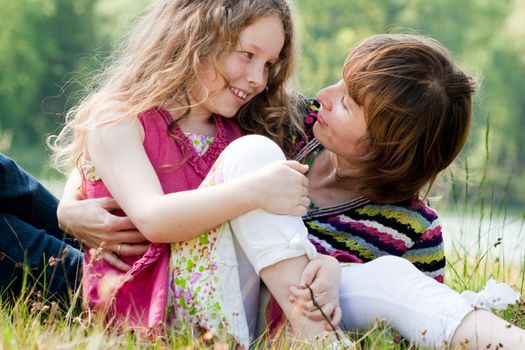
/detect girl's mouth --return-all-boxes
[229,87,248,100]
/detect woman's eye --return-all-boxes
[341,96,348,110]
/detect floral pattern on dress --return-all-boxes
[80,158,101,181]
[168,153,249,347]
[184,132,214,157]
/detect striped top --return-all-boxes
[294,99,445,282]
[303,198,445,282]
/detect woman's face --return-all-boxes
[313,80,368,160]
[192,15,285,119]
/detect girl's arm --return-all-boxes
[86,118,309,243]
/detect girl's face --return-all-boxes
[313,80,368,160]
[193,15,285,119]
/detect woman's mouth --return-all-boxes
[316,113,326,125]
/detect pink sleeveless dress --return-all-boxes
[81,107,242,328]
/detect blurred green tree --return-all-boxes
[0,0,101,174]
[296,0,525,209]
[1,0,524,207]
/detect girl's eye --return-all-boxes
[241,51,253,59]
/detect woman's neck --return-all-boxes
[307,149,364,207]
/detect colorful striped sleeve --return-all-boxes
[401,211,446,283]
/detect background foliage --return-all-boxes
[1,0,524,209]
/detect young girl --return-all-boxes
[51,0,339,347]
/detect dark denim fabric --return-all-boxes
[0,153,82,299]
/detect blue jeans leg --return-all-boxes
[0,213,83,297]
[1,152,65,236]
[0,152,83,298]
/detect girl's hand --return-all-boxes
[289,255,342,330]
[252,160,310,216]
[58,195,149,271]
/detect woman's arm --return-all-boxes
[288,254,342,329]
[401,227,446,283]
[86,118,309,243]
[58,169,150,270]
[58,169,147,254]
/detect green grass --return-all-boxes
[4,188,525,348]
[1,218,525,350]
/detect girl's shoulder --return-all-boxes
[138,107,172,124]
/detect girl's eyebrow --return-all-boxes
[241,41,280,63]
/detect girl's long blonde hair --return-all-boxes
[50,0,303,172]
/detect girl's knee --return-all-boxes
[220,135,286,178]
[223,135,284,164]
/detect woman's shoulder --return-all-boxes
[409,198,440,222]
[287,97,320,157]
[357,198,440,232]
[301,97,320,131]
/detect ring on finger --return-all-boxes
[117,243,123,255]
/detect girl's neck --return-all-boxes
[166,103,216,137]
[177,114,217,137]
[307,149,364,207]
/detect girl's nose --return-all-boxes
[247,65,265,89]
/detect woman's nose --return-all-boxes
[316,86,333,110]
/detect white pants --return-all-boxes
[338,256,473,347]
[221,135,317,276]
[216,135,317,338]
[169,135,316,347]
[219,135,473,347]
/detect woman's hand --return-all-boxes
[58,196,149,271]
[58,170,149,271]
[289,254,342,330]
[252,160,310,216]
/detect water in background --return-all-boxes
[441,214,525,264]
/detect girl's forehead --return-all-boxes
[238,15,285,58]
[239,15,284,37]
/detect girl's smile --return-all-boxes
[192,15,285,119]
